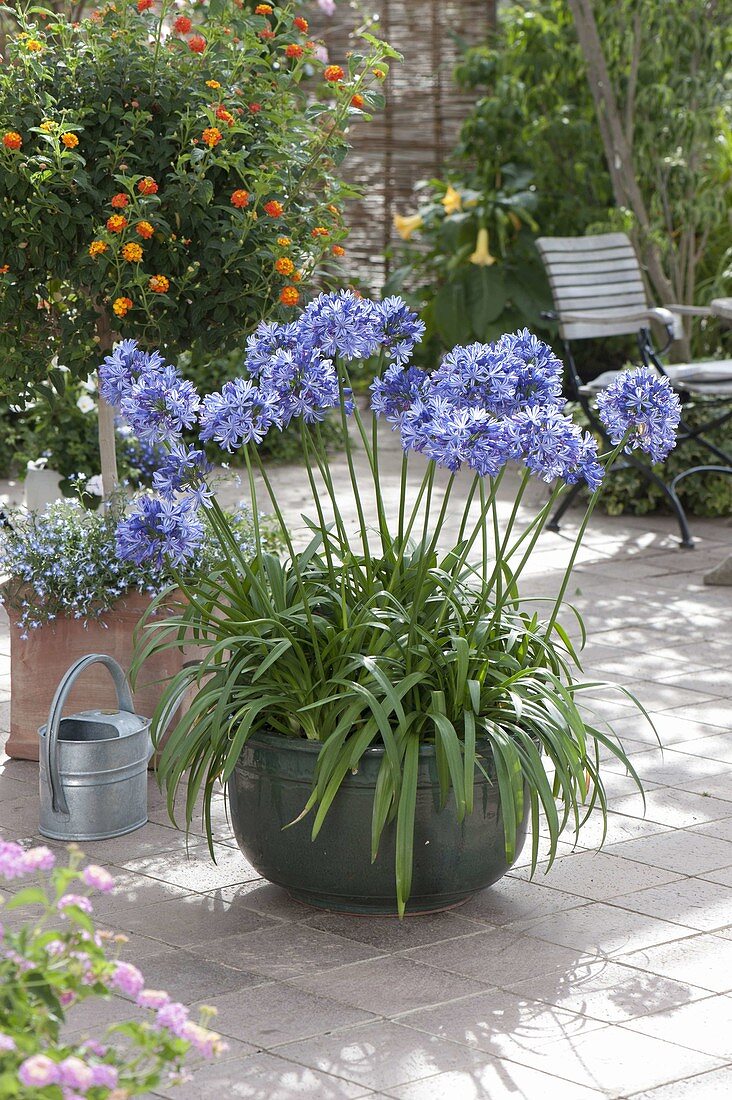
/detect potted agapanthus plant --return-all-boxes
[99,295,680,916]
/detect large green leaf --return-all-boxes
[466,266,507,335]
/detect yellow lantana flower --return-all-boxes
[393,212,423,241]
[469,228,496,267]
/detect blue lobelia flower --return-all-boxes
[115,495,205,568]
[199,379,284,451]
[298,290,381,361]
[370,364,429,426]
[370,297,426,366]
[99,341,165,407]
[121,365,200,444]
[596,367,681,463]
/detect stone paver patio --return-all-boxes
[1,446,732,1099]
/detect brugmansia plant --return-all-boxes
[99,294,681,914]
[0,0,394,488]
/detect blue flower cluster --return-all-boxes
[373,327,604,488]
[97,293,680,569]
[596,368,681,463]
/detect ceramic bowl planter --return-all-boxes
[228,732,528,915]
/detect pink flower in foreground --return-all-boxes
[82,864,115,893]
[59,1056,94,1092]
[22,845,56,872]
[18,1054,60,1087]
[90,1063,119,1089]
[57,894,93,915]
[110,961,145,998]
[0,840,54,878]
[156,1000,189,1036]
[137,988,171,1010]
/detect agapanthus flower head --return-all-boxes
[299,290,380,361]
[116,495,205,568]
[494,329,565,413]
[245,321,302,376]
[505,406,600,486]
[370,364,429,426]
[199,378,283,451]
[371,296,426,366]
[152,442,212,506]
[400,396,511,476]
[431,342,519,416]
[258,345,342,426]
[99,341,165,407]
[121,365,200,444]
[596,367,680,462]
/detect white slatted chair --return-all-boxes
[536,232,732,548]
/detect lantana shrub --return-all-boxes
[0,841,226,1098]
[0,0,394,394]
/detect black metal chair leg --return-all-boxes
[547,482,584,533]
[628,460,695,549]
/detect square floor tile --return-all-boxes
[199,923,383,980]
[623,994,732,1059]
[508,851,681,901]
[525,901,687,956]
[117,843,259,892]
[112,890,279,946]
[402,927,581,987]
[289,955,488,1017]
[608,877,732,933]
[132,947,267,1004]
[506,957,708,1024]
[385,1064,604,1099]
[151,1050,370,1099]
[628,1066,732,1099]
[602,831,732,876]
[198,984,376,1047]
[460,877,588,926]
[302,909,483,951]
[618,933,732,994]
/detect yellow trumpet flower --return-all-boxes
[469,227,497,267]
[441,184,463,215]
[393,212,423,241]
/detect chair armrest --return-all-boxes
[711,298,732,323]
[663,303,714,318]
[548,306,676,329]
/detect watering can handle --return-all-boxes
[44,654,135,816]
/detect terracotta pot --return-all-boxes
[5,590,189,762]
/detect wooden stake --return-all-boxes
[95,310,119,498]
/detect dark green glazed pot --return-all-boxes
[227,732,528,915]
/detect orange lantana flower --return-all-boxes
[135,220,154,239]
[230,189,250,208]
[350,94,365,110]
[311,226,329,238]
[106,214,128,233]
[111,193,129,209]
[149,274,170,293]
[205,80,221,89]
[122,242,143,263]
[285,44,303,59]
[280,286,299,306]
[173,15,191,34]
[274,257,295,276]
[254,3,273,13]
[202,126,223,147]
[331,245,346,257]
[3,132,22,151]
[277,236,292,246]
[138,177,158,195]
[294,16,308,32]
[88,240,108,258]
[215,107,235,126]
[188,35,206,54]
[61,132,79,149]
[263,200,284,217]
[324,65,345,83]
[113,296,133,318]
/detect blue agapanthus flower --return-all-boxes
[199,379,283,450]
[399,396,511,477]
[505,407,592,484]
[99,341,166,407]
[493,329,565,413]
[298,290,380,361]
[370,364,429,426]
[116,495,205,568]
[121,365,200,444]
[596,367,681,462]
[152,443,213,506]
[370,297,426,366]
[245,321,302,377]
[431,343,519,416]
[258,345,344,426]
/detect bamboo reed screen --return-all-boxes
[311,2,495,292]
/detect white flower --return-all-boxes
[86,475,104,497]
[77,394,96,414]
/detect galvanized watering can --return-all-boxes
[38,654,153,841]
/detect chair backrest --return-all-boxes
[536,233,649,341]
